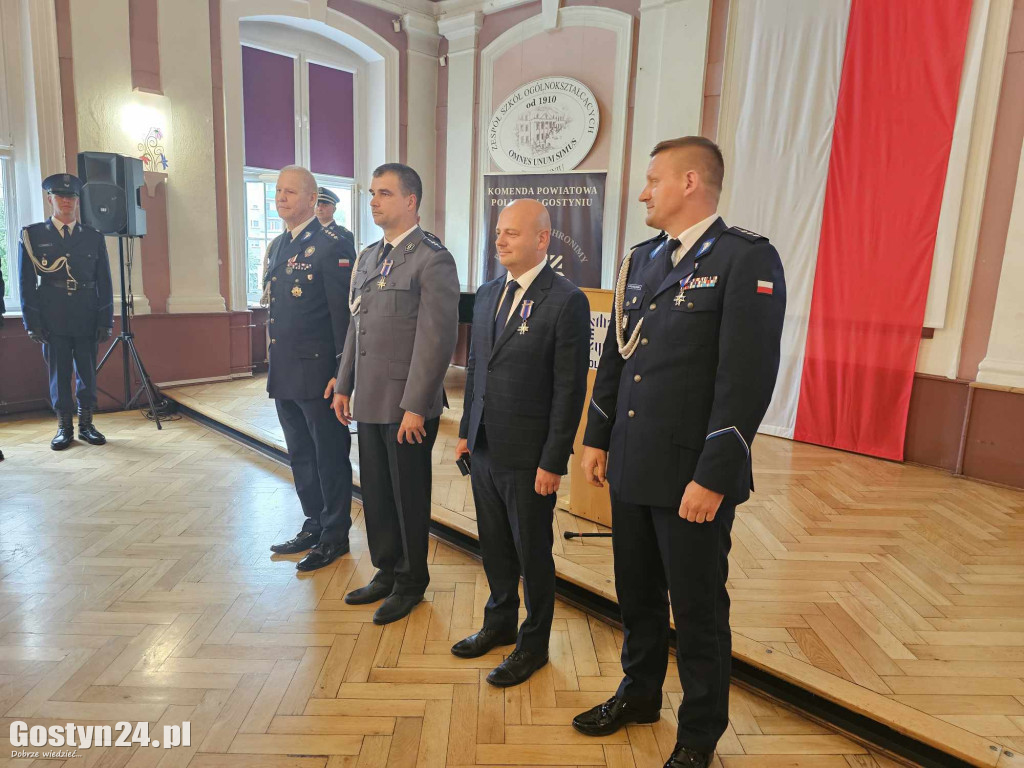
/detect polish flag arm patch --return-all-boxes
[756,280,774,295]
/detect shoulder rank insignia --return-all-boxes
[630,231,667,251]
[421,231,445,251]
[323,227,339,241]
[725,226,767,242]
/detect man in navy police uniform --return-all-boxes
[265,165,357,572]
[19,173,114,451]
[572,137,786,768]
[453,199,590,687]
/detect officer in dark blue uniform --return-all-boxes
[265,166,357,572]
[571,137,786,768]
[315,186,343,230]
[19,174,113,451]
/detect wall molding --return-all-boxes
[474,5,633,289]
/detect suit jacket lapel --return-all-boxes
[484,280,503,354]
[653,217,728,298]
[491,263,554,360]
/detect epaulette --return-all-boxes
[723,226,768,243]
[421,231,446,251]
[322,225,339,241]
[630,231,667,250]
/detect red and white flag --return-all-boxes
[718,0,972,460]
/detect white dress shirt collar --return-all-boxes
[289,216,317,241]
[670,211,721,265]
[51,217,75,236]
[504,257,547,293]
[386,224,420,251]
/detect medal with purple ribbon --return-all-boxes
[517,299,534,335]
[377,258,394,289]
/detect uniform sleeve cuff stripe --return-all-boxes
[590,398,609,421]
[706,426,749,458]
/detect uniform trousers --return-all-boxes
[611,490,736,752]
[42,335,97,413]
[357,417,440,597]
[471,429,556,655]
[275,397,353,545]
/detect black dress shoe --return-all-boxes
[51,413,74,451]
[486,648,548,687]
[664,744,713,768]
[344,580,393,605]
[270,530,320,555]
[572,695,661,736]
[451,627,518,658]
[77,407,106,445]
[372,593,422,624]
[295,540,349,572]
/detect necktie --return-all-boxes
[377,242,394,267]
[494,279,520,340]
[648,238,681,286]
[61,224,70,239]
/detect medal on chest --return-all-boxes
[517,300,534,335]
[377,258,394,290]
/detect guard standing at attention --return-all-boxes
[265,165,357,572]
[572,137,786,768]
[19,173,113,451]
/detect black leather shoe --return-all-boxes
[51,413,74,451]
[372,593,422,625]
[451,627,518,658]
[486,648,548,687]
[572,695,661,736]
[295,540,349,572]
[664,744,713,768]
[344,580,393,605]
[77,407,106,445]
[270,530,320,554]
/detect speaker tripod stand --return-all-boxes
[96,236,163,429]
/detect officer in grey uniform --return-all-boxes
[332,163,460,626]
[19,174,113,451]
[572,137,786,768]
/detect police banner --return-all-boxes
[482,172,605,288]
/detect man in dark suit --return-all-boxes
[265,165,356,572]
[452,199,590,686]
[571,137,786,768]
[19,173,113,450]
[333,164,460,625]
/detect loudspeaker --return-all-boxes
[77,152,147,237]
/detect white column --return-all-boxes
[622,0,712,250]
[438,11,482,289]
[159,0,226,313]
[68,0,151,314]
[977,148,1024,388]
[403,12,440,233]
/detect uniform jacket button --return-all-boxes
[649,303,656,311]
[640,338,648,346]
[628,410,635,418]
[272,276,277,282]
[687,302,694,309]
[360,350,366,356]
[634,374,641,382]
[270,338,276,344]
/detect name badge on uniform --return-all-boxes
[517,300,534,335]
[377,258,394,290]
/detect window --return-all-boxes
[0,153,18,310]
[243,168,354,305]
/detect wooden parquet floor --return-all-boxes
[0,411,906,768]
[162,373,1024,767]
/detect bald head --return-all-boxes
[275,166,319,228]
[495,199,552,279]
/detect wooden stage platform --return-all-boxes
[159,371,1024,767]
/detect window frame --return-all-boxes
[0,151,21,311]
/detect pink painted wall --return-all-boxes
[959,0,1024,380]
[129,0,161,93]
[488,26,619,173]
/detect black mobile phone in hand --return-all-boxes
[456,454,471,476]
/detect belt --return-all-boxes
[41,278,95,291]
